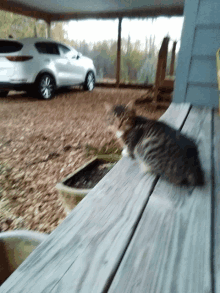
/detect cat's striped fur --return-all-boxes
[105,102,205,186]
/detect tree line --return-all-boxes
[0,11,177,84]
[51,21,159,84]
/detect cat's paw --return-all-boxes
[140,162,152,173]
[122,148,129,157]
[116,131,123,138]
[129,153,135,160]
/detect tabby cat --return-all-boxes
[105,102,205,186]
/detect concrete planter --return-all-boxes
[0,230,48,284]
[56,154,120,213]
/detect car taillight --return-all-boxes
[6,56,33,62]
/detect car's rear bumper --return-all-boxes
[0,82,34,91]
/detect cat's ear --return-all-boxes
[126,100,135,110]
[104,102,112,112]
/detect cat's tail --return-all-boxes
[195,165,205,186]
[186,150,205,186]
[187,165,205,187]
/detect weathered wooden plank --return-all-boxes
[109,107,212,293]
[0,158,157,293]
[154,37,169,102]
[169,41,177,76]
[213,110,220,292]
[159,102,190,127]
[188,58,217,85]
[186,85,218,108]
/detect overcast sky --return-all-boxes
[66,16,184,51]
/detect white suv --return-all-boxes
[0,37,96,99]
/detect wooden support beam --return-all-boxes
[169,41,177,76]
[47,21,51,38]
[153,37,170,103]
[116,17,122,88]
[34,21,38,37]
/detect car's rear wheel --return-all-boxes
[0,90,9,97]
[35,74,56,100]
[83,71,95,91]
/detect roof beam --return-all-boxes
[116,17,122,88]
[0,0,53,23]
[0,1,183,22]
[52,6,183,21]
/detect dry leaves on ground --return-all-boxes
[0,87,168,233]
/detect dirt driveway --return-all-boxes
[0,87,168,233]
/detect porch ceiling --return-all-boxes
[1,0,184,22]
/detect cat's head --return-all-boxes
[104,101,136,136]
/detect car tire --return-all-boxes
[35,74,56,100]
[83,71,95,91]
[0,90,9,97]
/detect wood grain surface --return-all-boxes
[0,157,156,293]
[109,107,212,293]
[159,102,190,128]
[49,104,191,293]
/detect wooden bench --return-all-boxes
[1,103,219,293]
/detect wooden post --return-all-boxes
[116,17,122,88]
[47,21,51,38]
[153,37,169,102]
[34,21,38,37]
[169,41,177,76]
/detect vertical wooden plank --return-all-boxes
[153,37,169,102]
[47,21,51,38]
[34,21,38,37]
[158,37,169,83]
[213,111,220,292]
[116,17,122,88]
[169,41,177,76]
[173,0,200,103]
[109,107,212,293]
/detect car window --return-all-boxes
[58,44,71,55]
[35,42,60,55]
[70,47,78,57]
[0,41,23,53]
[59,44,78,58]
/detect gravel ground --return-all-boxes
[0,87,168,233]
